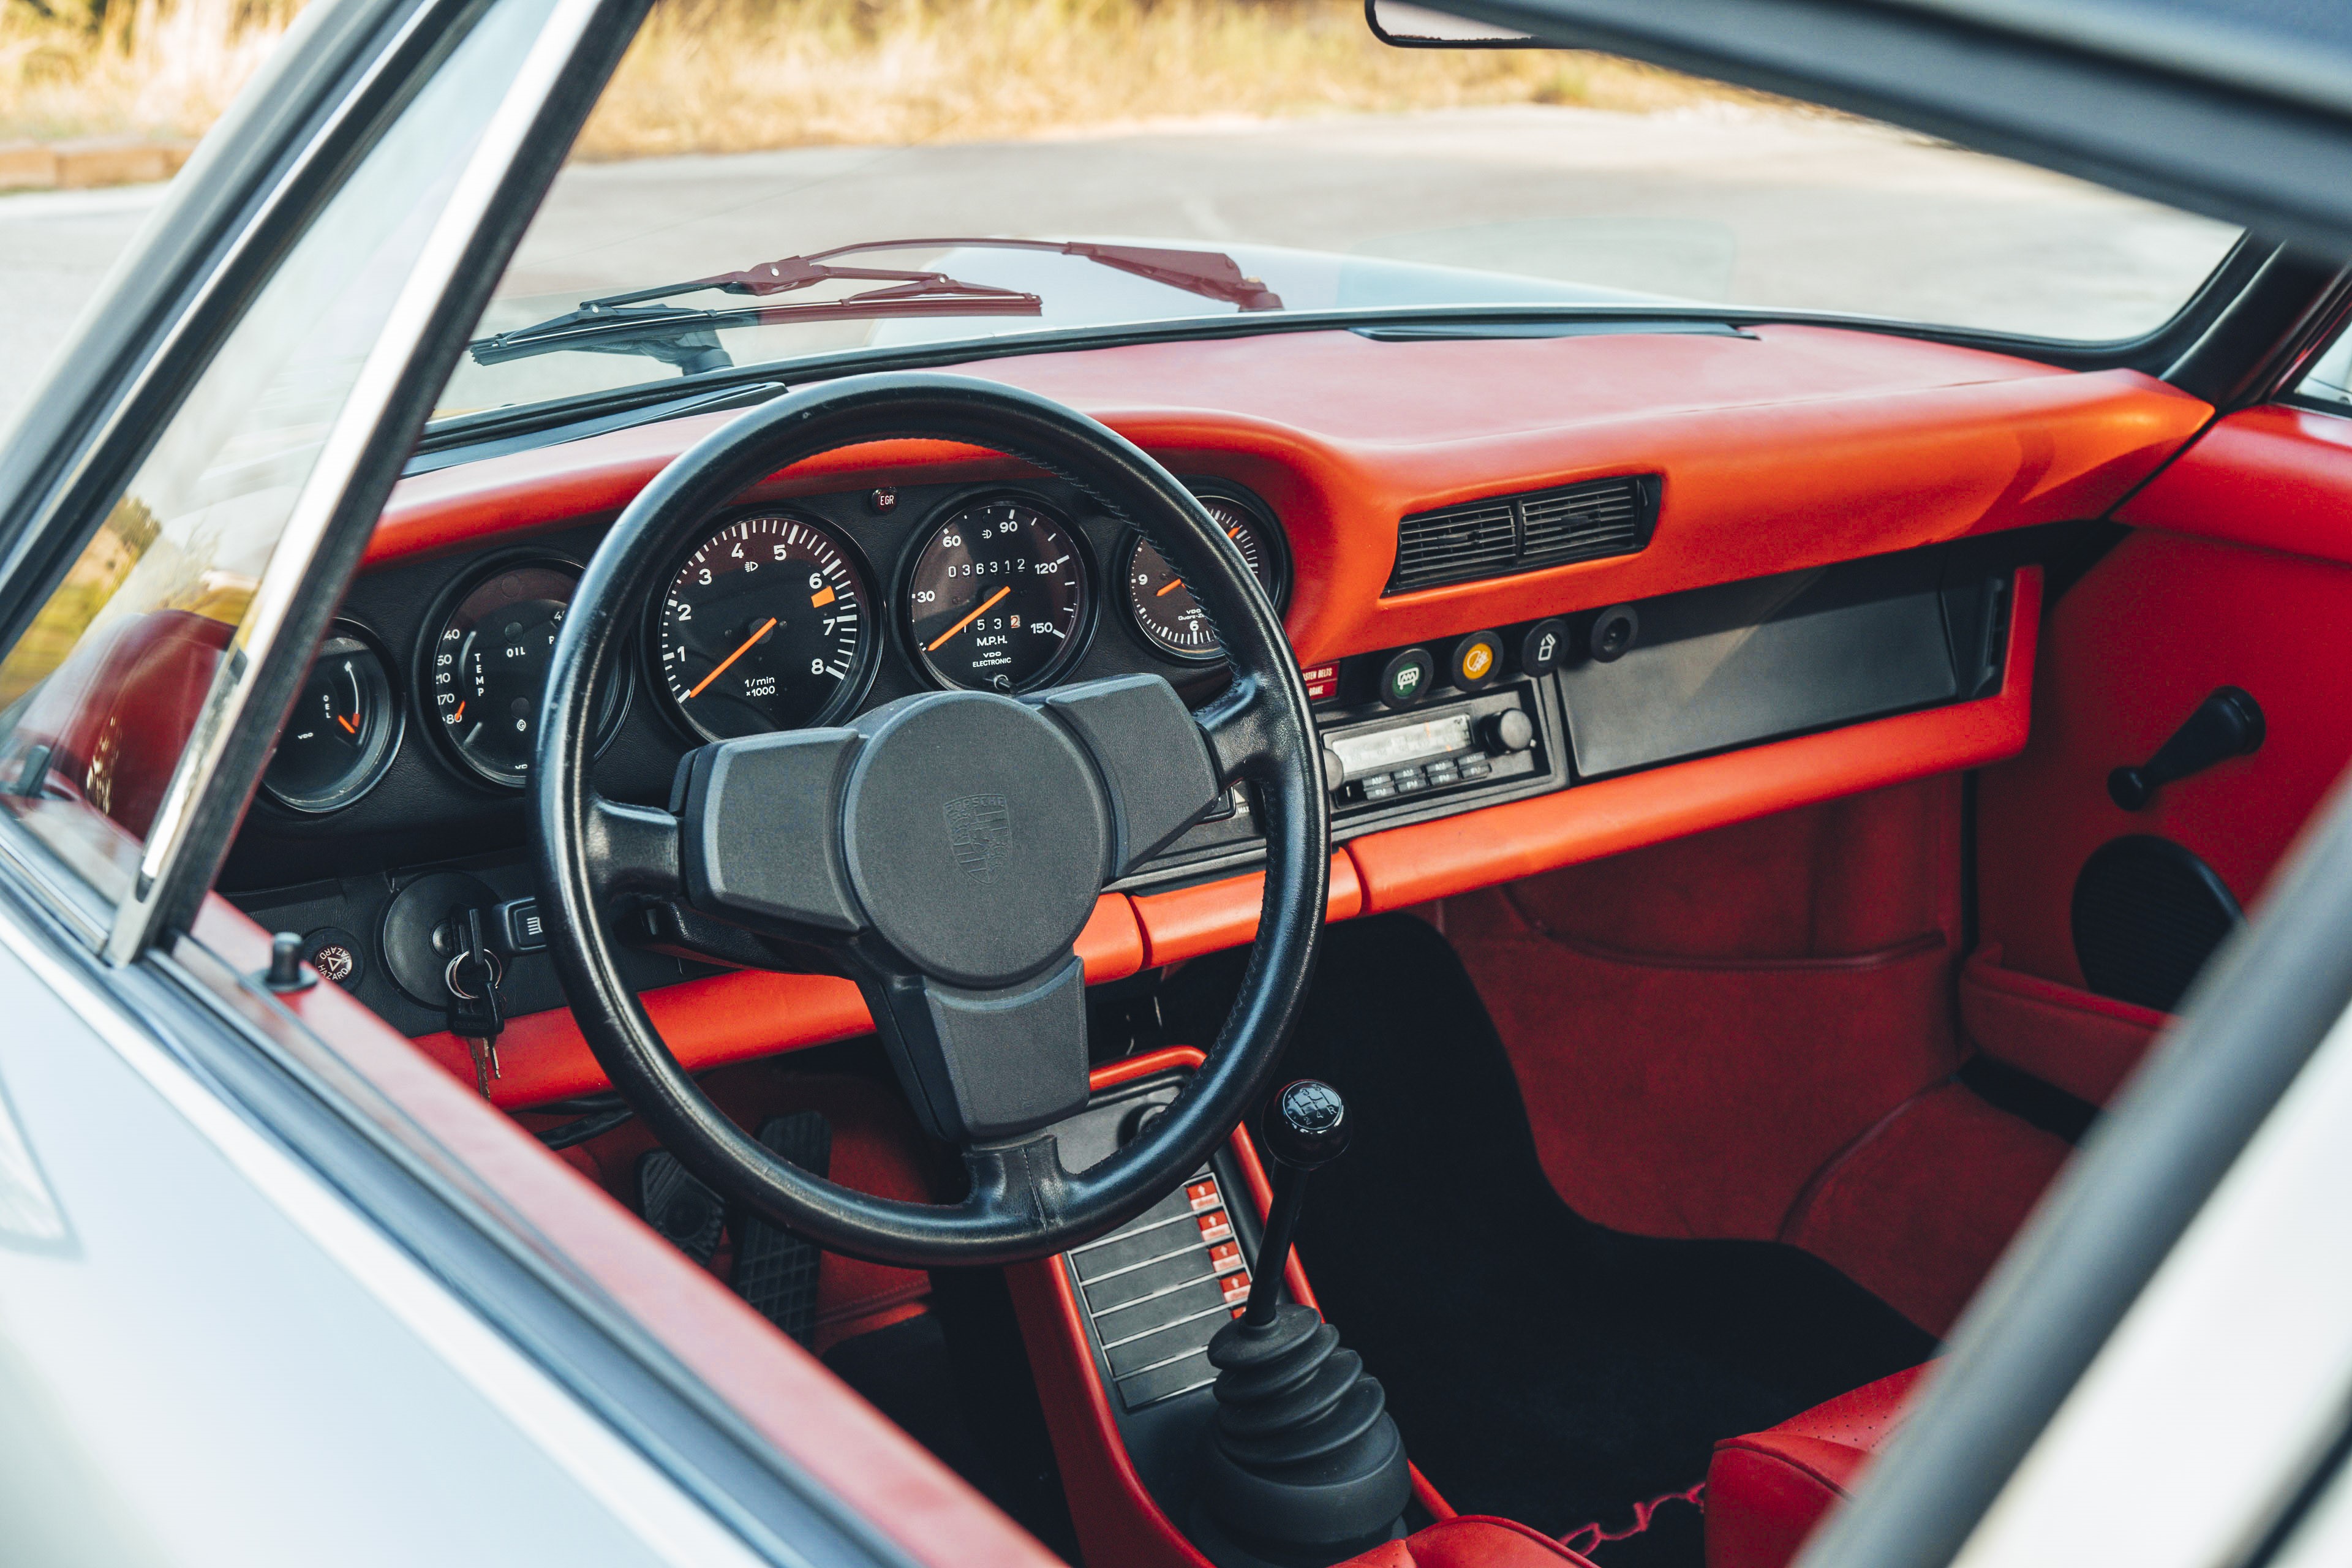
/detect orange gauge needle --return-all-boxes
[688,617,777,699]
[453,702,465,722]
[927,586,1011,652]
[1155,578,1185,597]
[337,714,358,734]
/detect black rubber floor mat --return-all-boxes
[637,1150,724,1265]
[734,1111,832,1345]
[1163,915,1939,1556]
[825,1312,1000,1507]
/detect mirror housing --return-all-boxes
[1365,0,1534,48]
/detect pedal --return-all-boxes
[638,1150,724,1265]
[733,1111,832,1346]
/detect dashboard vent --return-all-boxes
[1387,475,1657,594]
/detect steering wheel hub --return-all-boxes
[842,691,1109,987]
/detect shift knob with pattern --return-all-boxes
[1264,1079,1349,1169]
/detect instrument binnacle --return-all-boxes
[258,480,1285,818]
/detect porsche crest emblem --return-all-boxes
[944,794,1013,880]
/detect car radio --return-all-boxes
[1108,628,1570,890]
[1317,683,1547,811]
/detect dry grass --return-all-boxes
[0,0,298,141]
[2,0,1757,153]
[573,0,1751,159]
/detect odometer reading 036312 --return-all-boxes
[657,514,875,741]
[905,498,1088,693]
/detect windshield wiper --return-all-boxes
[467,237,1283,373]
[471,258,1044,373]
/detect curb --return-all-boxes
[0,137,195,193]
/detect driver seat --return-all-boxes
[1340,1517,1599,1566]
[1331,1363,1929,1568]
[1705,1363,1931,1568]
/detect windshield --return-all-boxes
[439,9,2242,426]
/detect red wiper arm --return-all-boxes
[690,238,1286,313]
[470,238,1278,372]
[598,254,1043,309]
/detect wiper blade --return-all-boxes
[471,260,1044,371]
[467,238,1281,372]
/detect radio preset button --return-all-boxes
[1362,776,1398,802]
[1425,760,1460,786]
[1458,757,1493,782]
[1379,648,1434,710]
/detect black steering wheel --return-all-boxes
[532,372,1330,1267]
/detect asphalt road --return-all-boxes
[0,105,2239,435]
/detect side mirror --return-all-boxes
[1365,0,1534,47]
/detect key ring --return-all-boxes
[445,948,503,1000]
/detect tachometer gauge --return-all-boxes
[905,497,1090,692]
[1123,493,1286,661]
[263,630,401,813]
[655,513,875,741]
[423,559,620,788]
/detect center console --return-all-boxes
[1011,1051,1434,1568]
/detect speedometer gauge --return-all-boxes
[905,497,1090,692]
[655,514,875,741]
[1123,493,1286,660]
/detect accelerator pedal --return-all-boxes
[734,1111,833,1346]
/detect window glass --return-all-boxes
[2296,330,2352,412]
[439,38,2242,423]
[0,0,557,907]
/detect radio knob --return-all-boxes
[1480,709,1535,755]
[1321,744,1347,793]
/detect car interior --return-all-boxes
[8,69,2352,1568]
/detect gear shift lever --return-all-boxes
[1192,1081,1410,1568]
[1243,1079,1348,1324]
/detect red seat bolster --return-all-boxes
[1704,1363,1932,1568]
[1341,1516,1600,1567]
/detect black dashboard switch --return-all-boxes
[1379,648,1434,709]
[1521,619,1569,675]
[1450,631,1503,691]
[303,927,364,987]
[1590,604,1640,663]
[496,897,547,955]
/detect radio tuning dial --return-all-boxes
[1321,744,1348,794]
[1480,709,1535,755]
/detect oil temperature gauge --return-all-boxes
[1123,492,1286,661]
[263,631,402,813]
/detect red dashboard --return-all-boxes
[327,323,2211,1106]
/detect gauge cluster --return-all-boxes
[236,477,1287,872]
